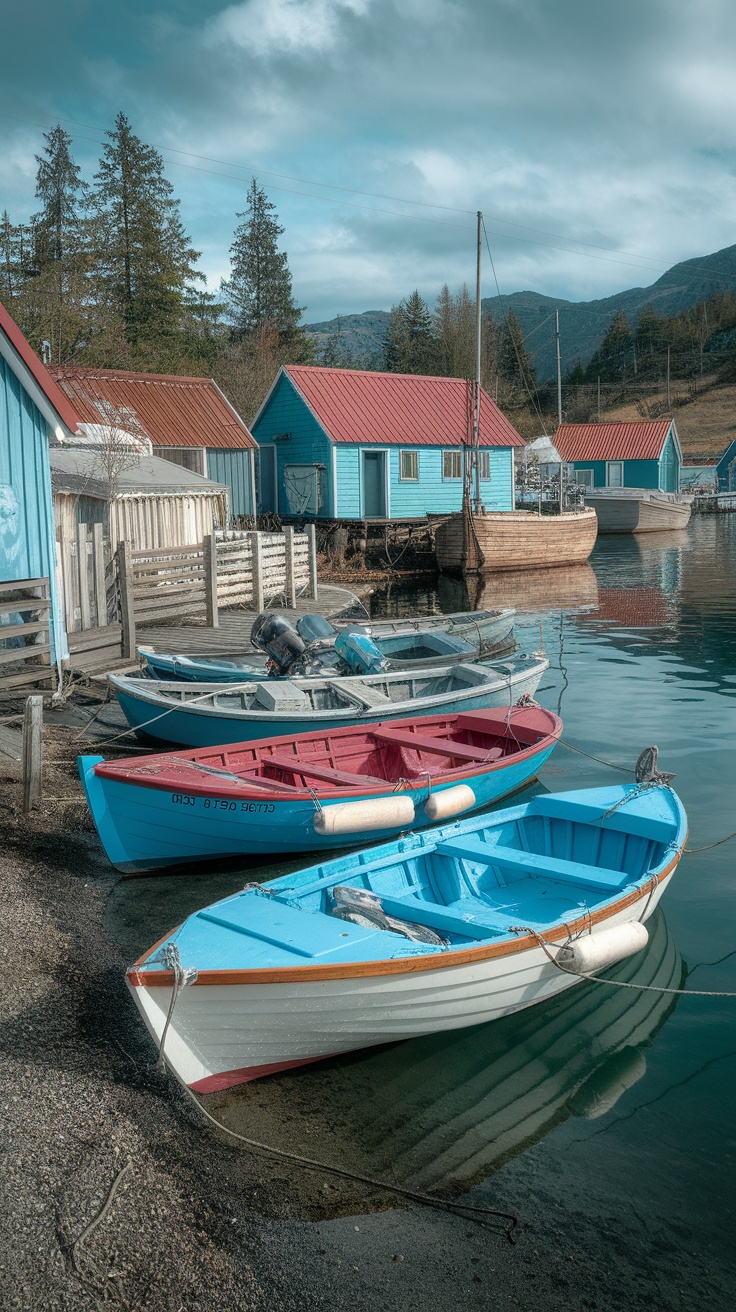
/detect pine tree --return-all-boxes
[33,125,87,267]
[383,291,436,374]
[588,308,632,381]
[221,179,304,342]
[93,112,201,345]
[433,283,475,378]
[498,309,536,396]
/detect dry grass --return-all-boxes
[602,376,736,458]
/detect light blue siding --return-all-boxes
[252,374,334,516]
[333,444,514,518]
[658,432,680,492]
[206,448,254,517]
[0,354,63,658]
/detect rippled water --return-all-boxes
[106,514,736,1258]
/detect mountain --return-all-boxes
[305,242,736,381]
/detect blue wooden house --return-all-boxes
[52,366,257,521]
[0,300,79,680]
[250,365,525,519]
[554,420,683,493]
[715,439,736,492]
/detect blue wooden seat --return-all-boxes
[435,835,632,893]
[531,793,676,843]
[376,892,507,939]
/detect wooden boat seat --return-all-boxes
[265,753,387,788]
[532,793,676,844]
[370,726,504,763]
[435,835,632,893]
[329,678,393,708]
[376,892,510,939]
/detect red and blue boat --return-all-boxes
[79,703,561,872]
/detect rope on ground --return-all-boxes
[510,926,736,998]
[65,1159,132,1267]
[176,1078,518,1242]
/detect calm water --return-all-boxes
[106,515,736,1266]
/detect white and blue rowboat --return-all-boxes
[127,782,686,1091]
[138,608,517,683]
[79,704,561,872]
[108,654,549,750]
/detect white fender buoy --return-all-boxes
[423,784,477,822]
[313,795,415,836]
[557,921,649,975]
[569,1047,648,1120]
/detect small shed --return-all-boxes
[715,439,736,492]
[251,365,524,519]
[51,366,257,520]
[50,449,229,552]
[554,420,683,493]
[0,299,79,682]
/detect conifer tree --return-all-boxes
[92,112,200,345]
[498,309,536,396]
[33,125,87,267]
[433,283,475,378]
[383,291,436,374]
[222,179,304,343]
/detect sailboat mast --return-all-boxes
[473,209,482,514]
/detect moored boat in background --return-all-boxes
[584,489,693,534]
[79,703,562,871]
[435,507,598,574]
[126,781,686,1090]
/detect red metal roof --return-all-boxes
[0,300,79,433]
[50,365,255,450]
[554,421,673,462]
[282,365,526,448]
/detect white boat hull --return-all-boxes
[129,874,672,1091]
[585,490,692,533]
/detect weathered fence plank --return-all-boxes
[22,694,43,812]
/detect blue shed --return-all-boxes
[52,366,257,522]
[715,439,736,492]
[0,300,78,677]
[554,420,683,493]
[251,365,524,519]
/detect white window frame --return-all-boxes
[443,449,462,480]
[399,449,419,481]
[606,461,624,488]
[578,468,595,490]
[479,450,491,481]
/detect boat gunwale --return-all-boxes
[126,844,683,988]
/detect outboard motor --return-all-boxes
[334,627,388,675]
[250,613,306,676]
[296,614,337,647]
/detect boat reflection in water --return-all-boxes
[216,909,681,1199]
[437,563,599,615]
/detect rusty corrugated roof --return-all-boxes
[554,421,673,462]
[281,365,526,447]
[50,365,255,450]
[0,300,79,433]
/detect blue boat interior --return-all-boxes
[140,786,685,974]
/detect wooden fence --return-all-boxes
[58,522,113,634]
[0,578,55,692]
[117,526,318,658]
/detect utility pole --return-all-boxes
[472,210,483,514]
[597,375,601,420]
[555,310,562,427]
[666,346,671,409]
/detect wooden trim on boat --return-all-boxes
[127,848,682,988]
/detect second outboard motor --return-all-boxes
[334,627,388,675]
[296,614,337,646]
[250,613,306,675]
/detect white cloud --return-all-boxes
[206,0,371,57]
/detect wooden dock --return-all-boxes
[136,584,372,656]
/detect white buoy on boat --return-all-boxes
[423,784,477,822]
[557,921,649,975]
[313,795,416,836]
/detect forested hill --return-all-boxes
[305,243,736,381]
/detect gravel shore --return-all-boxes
[1,712,732,1311]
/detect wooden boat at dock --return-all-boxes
[435,507,598,574]
[79,704,561,871]
[584,489,693,534]
[126,782,686,1090]
[108,654,549,749]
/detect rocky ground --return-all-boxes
[1,700,733,1311]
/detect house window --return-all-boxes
[400,450,419,481]
[578,468,595,490]
[607,461,624,488]
[443,450,462,479]
[479,451,491,480]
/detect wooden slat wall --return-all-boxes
[215,530,310,606]
[0,579,55,691]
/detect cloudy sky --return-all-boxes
[2,0,736,323]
